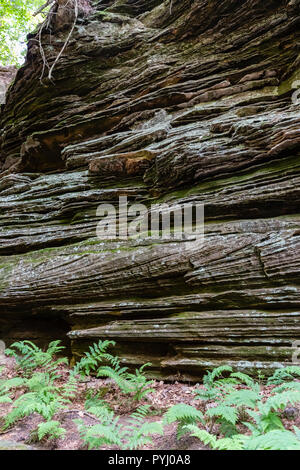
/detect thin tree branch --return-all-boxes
[34,0,56,17]
[47,0,78,81]
[38,18,50,82]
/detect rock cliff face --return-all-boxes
[0,67,17,104]
[0,0,300,379]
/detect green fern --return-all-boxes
[4,388,68,428]
[76,403,162,450]
[273,381,300,393]
[224,389,259,409]
[76,399,124,449]
[263,390,300,415]
[76,419,122,449]
[0,376,26,404]
[206,404,238,426]
[37,420,66,441]
[244,429,300,450]
[3,369,76,430]
[122,405,163,450]
[195,365,237,402]
[214,435,245,450]
[5,340,67,376]
[267,366,300,385]
[204,365,233,387]
[84,389,110,410]
[97,362,155,400]
[186,425,300,450]
[230,372,256,389]
[185,425,245,450]
[124,363,155,401]
[164,404,204,439]
[185,426,217,447]
[96,365,132,393]
[73,340,116,376]
[74,341,154,401]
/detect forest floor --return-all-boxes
[1,355,300,450]
[0,355,208,450]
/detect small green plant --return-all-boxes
[73,340,116,377]
[84,389,110,409]
[5,340,67,376]
[3,339,300,451]
[123,364,155,402]
[74,340,154,401]
[36,420,66,441]
[194,367,258,436]
[76,403,121,448]
[186,426,300,450]
[195,365,237,402]
[2,341,73,441]
[76,404,163,450]
[267,366,300,385]
[164,403,204,439]
[0,374,25,404]
[122,405,163,450]
[3,373,70,429]
[97,360,155,401]
[180,366,300,449]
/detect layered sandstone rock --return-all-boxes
[0,0,300,379]
[0,66,16,105]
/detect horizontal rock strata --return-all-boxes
[0,0,300,378]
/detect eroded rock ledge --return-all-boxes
[0,66,16,105]
[0,0,300,379]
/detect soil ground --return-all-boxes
[1,356,299,450]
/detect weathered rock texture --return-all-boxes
[0,0,300,379]
[0,67,16,104]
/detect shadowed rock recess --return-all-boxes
[0,0,300,379]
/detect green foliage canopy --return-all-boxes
[0,0,47,66]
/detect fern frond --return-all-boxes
[273,382,300,393]
[0,395,13,404]
[224,389,259,409]
[130,404,151,420]
[230,372,255,388]
[37,420,66,441]
[5,340,67,376]
[267,366,300,385]
[203,365,233,387]
[0,376,25,393]
[73,340,116,376]
[62,374,78,399]
[76,421,122,449]
[214,435,245,450]
[185,425,217,447]
[86,405,115,422]
[164,404,204,425]
[264,391,300,414]
[46,341,65,356]
[96,366,132,394]
[244,430,300,450]
[123,421,163,450]
[206,404,238,425]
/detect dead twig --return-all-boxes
[37,0,79,82]
[60,409,99,422]
[38,18,50,82]
[33,0,56,16]
[47,0,78,81]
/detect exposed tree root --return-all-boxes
[36,0,80,82]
